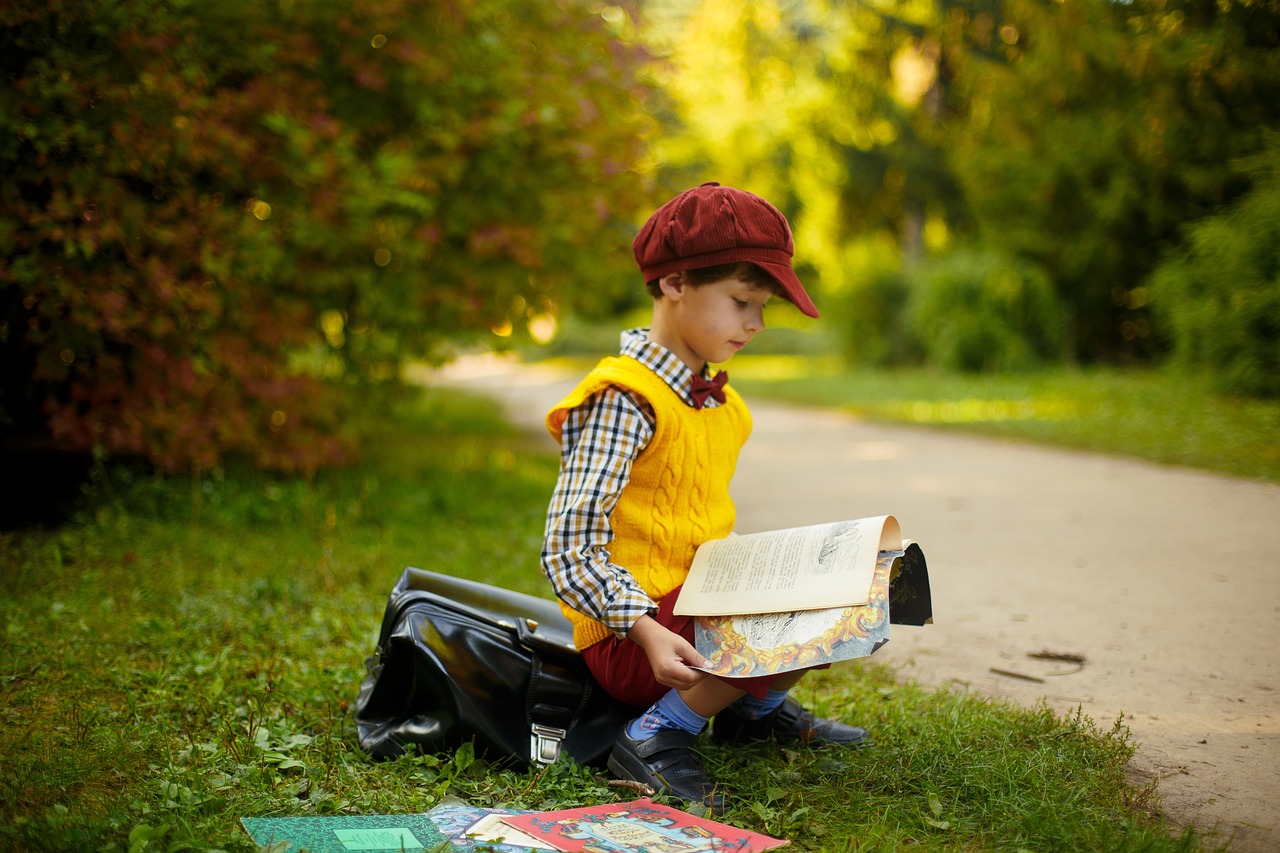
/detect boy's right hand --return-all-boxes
[627,615,709,691]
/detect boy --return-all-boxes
[541,183,866,813]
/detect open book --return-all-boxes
[673,516,932,679]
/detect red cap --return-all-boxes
[632,182,818,318]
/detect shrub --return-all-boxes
[1151,143,1280,398]
[906,248,1067,373]
[0,0,655,472]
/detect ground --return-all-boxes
[426,355,1280,853]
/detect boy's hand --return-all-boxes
[628,615,708,691]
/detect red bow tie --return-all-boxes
[690,371,728,409]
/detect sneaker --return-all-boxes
[712,697,870,747]
[606,727,727,814]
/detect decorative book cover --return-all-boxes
[239,813,448,853]
[693,546,932,679]
[498,798,788,853]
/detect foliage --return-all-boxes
[831,240,920,368]
[643,0,1280,379]
[1151,139,1280,398]
[0,387,1205,851]
[906,247,1066,372]
[0,0,656,471]
[949,0,1280,363]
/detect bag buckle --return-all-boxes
[530,724,567,765]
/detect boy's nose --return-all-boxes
[745,308,765,333]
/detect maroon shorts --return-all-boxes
[581,584,826,708]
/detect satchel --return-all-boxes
[353,567,635,766]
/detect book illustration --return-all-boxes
[499,798,788,853]
[239,813,448,853]
[674,515,902,616]
[692,544,932,679]
[426,803,552,851]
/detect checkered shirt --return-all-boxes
[540,327,724,637]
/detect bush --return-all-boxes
[906,248,1067,373]
[0,0,655,472]
[840,264,915,368]
[835,244,923,368]
[1151,144,1280,398]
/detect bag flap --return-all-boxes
[391,567,579,656]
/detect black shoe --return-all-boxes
[607,727,727,814]
[712,697,870,747]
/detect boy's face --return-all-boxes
[655,274,773,371]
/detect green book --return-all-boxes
[239,813,449,853]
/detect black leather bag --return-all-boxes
[353,567,634,766]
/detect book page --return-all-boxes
[673,515,901,616]
[691,551,898,678]
[464,814,555,849]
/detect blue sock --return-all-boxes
[626,689,710,740]
[730,688,790,720]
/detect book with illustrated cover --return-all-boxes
[673,516,932,679]
[691,545,930,679]
[498,798,788,852]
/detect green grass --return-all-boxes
[713,356,1280,483]
[0,388,1214,851]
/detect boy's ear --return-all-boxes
[658,272,686,301]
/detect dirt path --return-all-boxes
[423,356,1280,852]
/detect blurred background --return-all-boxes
[3,0,1278,479]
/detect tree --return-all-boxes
[949,0,1280,362]
[1,0,657,472]
[1152,136,1280,397]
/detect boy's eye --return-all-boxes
[733,298,749,308]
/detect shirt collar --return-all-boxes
[619,327,720,408]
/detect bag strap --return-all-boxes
[526,650,595,765]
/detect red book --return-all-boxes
[499,798,789,853]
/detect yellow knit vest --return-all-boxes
[546,356,752,650]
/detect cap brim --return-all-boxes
[754,259,819,318]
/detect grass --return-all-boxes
[525,348,1279,484]
[704,356,1280,484]
[0,387,1215,851]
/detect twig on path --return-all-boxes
[990,667,1046,683]
[1028,649,1087,664]
[1028,649,1087,675]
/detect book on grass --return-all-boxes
[426,802,552,851]
[498,798,788,852]
[672,516,932,679]
[239,813,449,853]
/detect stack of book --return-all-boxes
[241,797,789,852]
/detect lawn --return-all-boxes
[724,356,1280,484]
[0,387,1214,851]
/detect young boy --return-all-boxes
[541,183,866,813]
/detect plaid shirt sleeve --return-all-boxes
[540,385,658,637]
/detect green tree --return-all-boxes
[949,0,1280,362]
[1152,137,1280,397]
[1,0,656,472]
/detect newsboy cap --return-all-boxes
[632,182,818,318]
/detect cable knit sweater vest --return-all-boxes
[546,355,752,650]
